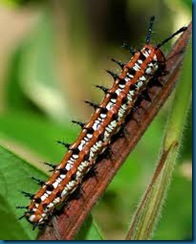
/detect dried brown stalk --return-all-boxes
[38,22,192,240]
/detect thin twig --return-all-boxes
[38,22,192,240]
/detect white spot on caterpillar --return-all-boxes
[41,213,46,217]
[66,163,72,171]
[140,76,146,81]
[100,113,106,119]
[89,149,95,159]
[125,77,130,82]
[107,124,113,131]
[129,90,135,96]
[104,130,109,140]
[118,107,126,118]
[67,181,75,189]
[111,98,116,103]
[52,181,59,189]
[69,159,75,166]
[29,215,36,222]
[83,136,89,142]
[134,63,141,70]
[60,174,66,179]
[41,194,47,201]
[122,104,127,110]
[143,51,149,57]
[78,143,84,151]
[127,93,133,102]
[76,171,82,178]
[105,125,112,133]
[133,65,139,71]
[47,202,54,209]
[72,154,79,159]
[127,73,134,78]
[111,120,117,127]
[106,102,113,110]
[115,88,121,95]
[81,161,89,167]
[77,165,83,172]
[135,81,143,89]
[146,67,152,74]
[56,177,62,184]
[93,120,101,130]
[96,140,102,147]
[38,217,43,223]
[97,116,102,122]
[53,197,60,204]
[61,189,67,197]
[91,144,98,152]
[92,140,102,153]
[87,133,93,139]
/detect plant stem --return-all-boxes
[126,35,192,240]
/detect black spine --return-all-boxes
[122,42,136,55]
[57,140,71,149]
[95,85,109,93]
[71,120,85,128]
[20,191,34,199]
[31,177,45,186]
[85,100,99,110]
[106,70,119,80]
[43,161,56,170]
[111,58,125,68]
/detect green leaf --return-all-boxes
[0,112,77,162]
[75,215,103,240]
[0,145,47,240]
[182,0,192,10]
[153,173,192,240]
[5,46,38,113]
[0,0,44,8]
[5,9,68,121]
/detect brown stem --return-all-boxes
[38,22,192,240]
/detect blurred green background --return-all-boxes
[0,0,192,240]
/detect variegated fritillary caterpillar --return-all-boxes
[18,16,187,229]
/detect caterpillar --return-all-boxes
[18,16,187,229]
